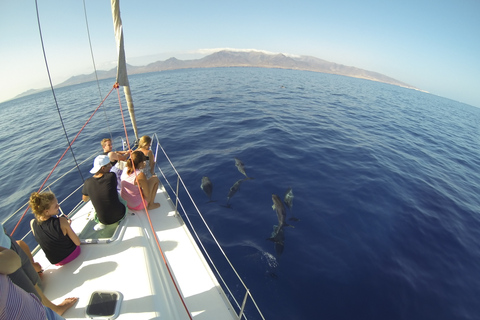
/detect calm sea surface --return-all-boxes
[1,68,480,320]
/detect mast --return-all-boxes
[111,0,139,142]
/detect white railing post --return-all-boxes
[175,175,180,216]
[237,289,250,320]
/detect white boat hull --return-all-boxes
[34,183,238,319]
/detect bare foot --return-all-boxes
[148,202,161,210]
[53,297,78,316]
[33,262,43,273]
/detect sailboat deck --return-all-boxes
[33,184,237,319]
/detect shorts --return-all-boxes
[55,246,81,266]
[8,236,42,299]
[128,196,147,211]
[94,196,127,224]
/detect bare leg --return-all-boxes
[147,176,160,209]
[35,283,78,316]
[16,240,42,274]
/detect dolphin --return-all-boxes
[283,187,294,209]
[226,178,245,206]
[267,224,285,256]
[234,157,253,179]
[271,194,292,229]
[234,157,247,176]
[200,176,214,202]
[283,187,299,221]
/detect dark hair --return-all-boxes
[126,151,146,175]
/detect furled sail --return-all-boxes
[111,0,139,141]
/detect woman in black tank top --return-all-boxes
[29,192,81,265]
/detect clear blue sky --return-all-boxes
[1,0,479,107]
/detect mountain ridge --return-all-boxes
[16,50,422,98]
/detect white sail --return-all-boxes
[111,0,139,141]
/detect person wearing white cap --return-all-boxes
[82,155,126,227]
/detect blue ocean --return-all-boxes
[1,67,480,320]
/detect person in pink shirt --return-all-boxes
[120,151,160,210]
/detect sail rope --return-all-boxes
[114,85,194,320]
[82,0,115,144]
[34,0,84,184]
[153,140,266,319]
[10,86,117,236]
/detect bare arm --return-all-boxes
[148,150,155,175]
[109,151,129,162]
[0,247,21,274]
[30,219,36,236]
[60,217,81,246]
[82,194,89,202]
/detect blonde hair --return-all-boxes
[138,136,152,149]
[126,151,146,175]
[29,191,56,222]
[100,138,111,148]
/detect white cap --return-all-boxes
[90,155,111,174]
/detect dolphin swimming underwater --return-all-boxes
[200,176,214,202]
[283,187,294,209]
[271,194,292,229]
[267,224,285,256]
[234,157,253,179]
[283,187,299,221]
[234,157,247,176]
[226,178,245,206]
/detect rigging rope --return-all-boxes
[82,0,114,144]
[114,86,193,320]
[10,86,116,236]
[35,0,84,184]
[27,3,193,317]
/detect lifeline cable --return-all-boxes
[10,86,116,236]
[34,0,84,183]
[114,86,193,320]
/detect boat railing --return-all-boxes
[151,133,265,320]
[3,134,264,319]
[3,136,127,247]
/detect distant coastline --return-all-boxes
[15,50,425,99]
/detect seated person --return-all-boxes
[15,239,43,276]
[0,246,67,320]
[1,226,77,316]
[29,192,81,266]
[137,135,156,179]
[120,151,160,211]
[82,155,126,226]
[101,138,129,164]
[101,138,129,192]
